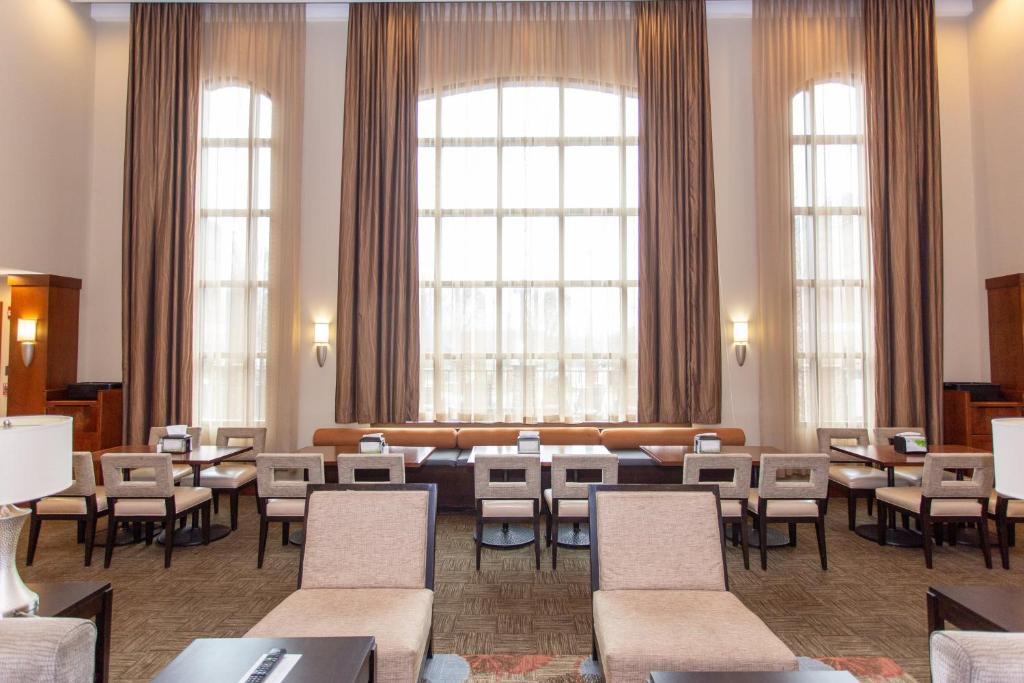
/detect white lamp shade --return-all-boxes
[0,416,72,505]
[313,322,330,345]
[993,418,1024,500]
[733,321,749,344]
[16,319,37,343]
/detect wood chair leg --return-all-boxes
[26,515,42,566]
[847,491,857,531]
[876,502,888,546]
[144,522,154,545]
[739,515,751,570]
[997,514,1011,570]
[756,516,768,570]
[230,490,240,530]
[545,510,552,547]
[935,524,945,546]
[164,513,176,568]
[475,516,483,571]
[257,516,269,568]
[212,491,220,515]
[978,516,992,569]
[282,522,290,546]
[949,524,958,546]
[815,517,828,570]
[922,515,934,569]
[104,516,117,568]
[866,495,874,516]
[788,522,798,547]
[202,502,212,545]
[83,514,97,567]
[76,520,86,543]
[533,516,541,570]
[551,513,559,570]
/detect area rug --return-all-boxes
[422,655,917,682]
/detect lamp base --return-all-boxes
[0,505,39,617]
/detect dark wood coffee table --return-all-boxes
[927,585,1024,633]
[649,673,856,682]
[152,636,375,682]
[30,581,113,683]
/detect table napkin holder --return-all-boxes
[694,433,722,454]
[158,435,192,454]
[893,432,927,454]
[359,433,387,454]
[517,431,540,454]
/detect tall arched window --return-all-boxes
[194,84,273,432]
[790,80,872,428]
[418,82,639,422]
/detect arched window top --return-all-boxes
[202,84,272,140]
[791,80,862,137]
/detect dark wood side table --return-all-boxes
[927,585,1024,633]
[30,581,113,683]
[152,636,375,683]
[649,673,857,682]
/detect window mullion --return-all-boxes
[557,80,567,423]
[495,80,505,422]
[432,92,443,421]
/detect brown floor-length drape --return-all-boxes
[636,0,721,424]
[335,3,420,423]
[122,3,201,443]
[864,0,944,441]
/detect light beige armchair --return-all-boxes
[28,451,108,567]
[0,617,96,683]
[589,485,797,681]
[930,631,1024,682]
[247,484,437,683]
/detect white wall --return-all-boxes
[0,0,94,277]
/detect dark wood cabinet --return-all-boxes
[987,273,1024,393]
[46,387,123,452]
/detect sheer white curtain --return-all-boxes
[193,4,304,449]
[754,0,873,451]
[417,2,638,423]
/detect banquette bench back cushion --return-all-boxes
[455,427,602,448]
[313,427,458,450]
[599,427,746,450]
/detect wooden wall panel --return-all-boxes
[987,273,1024,391]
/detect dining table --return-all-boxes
[94,444,252,547]
[830,442,988,547]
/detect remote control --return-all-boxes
[245,648,286,683]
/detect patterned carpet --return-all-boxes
[18,495,1024,682]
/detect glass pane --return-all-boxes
[565,287,621,354]
[502,146,559,209]
[564,146,619,209]
[202,147,250,210]
[564,88,619,137]
[625,145,638,209]
[418,146,436,211]
[439,217,497,281]
[814,82,861,135]
[418,97,437,139]
[564,217,620,280]
[255,147,271,211]
[441,89,498,138]
[625,96,639,137]
[501,287,559,355]
[791,90,809,136]
[203,86,250,139]
[818,215,866,281]
[419,287,434,355]
[256,217,269,281]
[626,217,638,280]
[502,217,559,281]
[502,86,559,137]
[815,144,861,206]
[256,94,272,139]
[198,217,247,281]
[794,215,814,280]
[791,144,810,209]
[794,285,815,355]
[418,217,435,281]
[440,147,497,209]
[439,287,496,354]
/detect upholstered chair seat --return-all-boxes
[876,487,983,517]
[828,465,888,489]
[719,499,744,517]
[112,487,212,516]
[593,590,797,678]
[988,492,1024,515]
[199,464,257,487]
[248,588,433,683]
[746,493,820,517]
[542,490,588,517]
[264,498,307,517]
[36,489,108,515]
[481,499,535,517]
[28,452,109,567]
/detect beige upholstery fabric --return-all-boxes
[929,631,1024,683]
[199,464,256,489]
[256,453,325,498]
[474,454,541,501]
[876,487,983,517]
[817,428,869,464]
[544,489,588,517]
[594,490,725,591]
[37,488,108,515]
[747,493,820,518]
[0,617,97,683]
[550,454,618,500]
[102,454,176,498]
[247,588,432,683]
[593,590,797,679]
[132,462,193,482]
[301,489,430,590]
[52,452,98,496]
[683,453,752,501]
[988,492,1024,517]
[217,427,267,462]
[148,426,203,445]
[719,499,743,517]
[894,465,924,486]
[482,499,536,518]
[829,464,888,489]
[758,454,829,499]
[265,498,306,518]
[336,453,406,484]
[112,487,211,517]
[922,453,993,498]
[872,426,924,445]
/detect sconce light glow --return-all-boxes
[733,320,749,367]
[313,322,330,367]
[16,319,37,368]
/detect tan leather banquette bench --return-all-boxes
[311,426,746,510]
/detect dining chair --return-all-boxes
[193,427,265,529]
[101,453,213,568]
[683,453,752,569]
[255,453,325,568]
[216,426,267,462]
[336,453,406,484]
[818,427,887,530]
[875,452,994,569]
[747,454,830,570]
[989,492,1024,569]
[474,454,542,570]
[131,426,201,483]
[545,453,617,569]
[872,426,927,486]
[27,451,108,567]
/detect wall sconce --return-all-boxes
[16,319,38,368]
[733,320,749,367]
[313,322,330,367]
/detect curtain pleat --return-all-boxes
[122,3,201,443]
[864,0,944,441]
[335,3,420,423]
[636,0,721,424]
